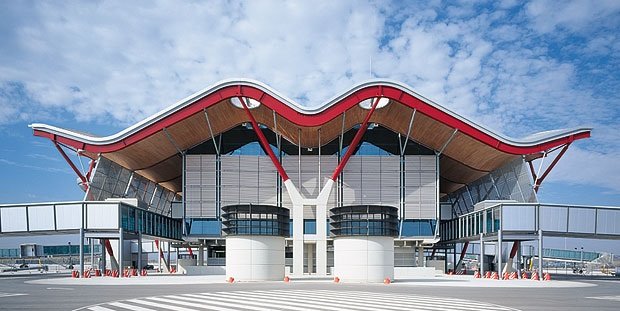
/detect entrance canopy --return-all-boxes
[30,79,591,195]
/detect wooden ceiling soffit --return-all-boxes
[439,156,489,186]
[442,131,518,171]
[103,131,178,170]
[135,156,182,186]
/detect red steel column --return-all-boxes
[330,97,381,181]
[237,96,290,181]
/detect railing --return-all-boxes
[440,202,620,242]
[0,201,182,240]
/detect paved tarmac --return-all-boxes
[0,273,618,310]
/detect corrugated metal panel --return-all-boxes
[404,155,437,220]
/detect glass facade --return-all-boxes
[87,157,180,216]
[443,158,536,216]
[120,203,182,240]
[330,205,399,236]
[221,204,290,236]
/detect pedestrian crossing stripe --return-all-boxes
[78,289,520,311]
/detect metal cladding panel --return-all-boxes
[86,203,119,229]
[258,156,277,205]
[55,204,82,230]
[404,155,437,219]
[28,205,55,231]
[185,154,217,217]
[1,207,27,232]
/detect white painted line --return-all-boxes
[108,301,157,310]
[87,306,116,311]
[128,298,195,311]
[207,291,341,311]
[46,287,75,290]
[226,290,373,311]
[306,290,516,311]
[171,294,276,311]
[587,296,620,301]
[0,293,28,298]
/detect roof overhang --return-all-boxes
[30,79,591,194]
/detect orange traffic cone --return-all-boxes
[531,272,540,280]
[543,273,551,281]
[384,277,391,284]
[284,276,290,283]
[484,271,491,278]
[334,276,340,283]
[227,276,235,283]
[474,271,481,278]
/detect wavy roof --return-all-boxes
[30,79,591,194]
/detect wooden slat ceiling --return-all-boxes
[101,99,521,194]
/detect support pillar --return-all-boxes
[79,228,84,277]
[90,238,94,270]
[137,232,142,270]
[167,242,171,271]
[198,245,204,266]
[538,229,543,280]
[453,244,457,273]
[480,233,484,276]
[417,246,425,267]
[498,230,502,279]
[100,239,106,271]
[516,241,521,279]
[118,228,124,276]
[292,202,304,275]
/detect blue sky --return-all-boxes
[0,1,619,251]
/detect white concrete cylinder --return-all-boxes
[226,236,285,281]
[334,236,394,282]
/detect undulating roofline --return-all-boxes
[30,78,591,155]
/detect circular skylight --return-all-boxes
[358,97,390,110]
[231,97,261,109]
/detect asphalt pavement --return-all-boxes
[0,273,618,310]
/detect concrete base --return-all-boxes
[226,236,285,281]
[333,236,394,283]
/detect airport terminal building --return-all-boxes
[4,79,619,281]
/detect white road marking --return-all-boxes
[46,287,75,290]
[81,290,522,311]
[108,301,157,310]
[587,295,620,301]
[0,292,28,298]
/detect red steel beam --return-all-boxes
[534,143,571,192]
[53,141,87,184]
[330,97,381,181]
[85,159,97,182]
[238,96,290,181]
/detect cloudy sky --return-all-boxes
[0,0,619,214]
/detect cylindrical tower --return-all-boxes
[222,204,289,281]
[331,205,398,282]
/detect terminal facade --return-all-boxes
[17,79,618,281]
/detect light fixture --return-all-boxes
[358,97,390,110]
[231,97,261,109]
[307,147,313,151]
